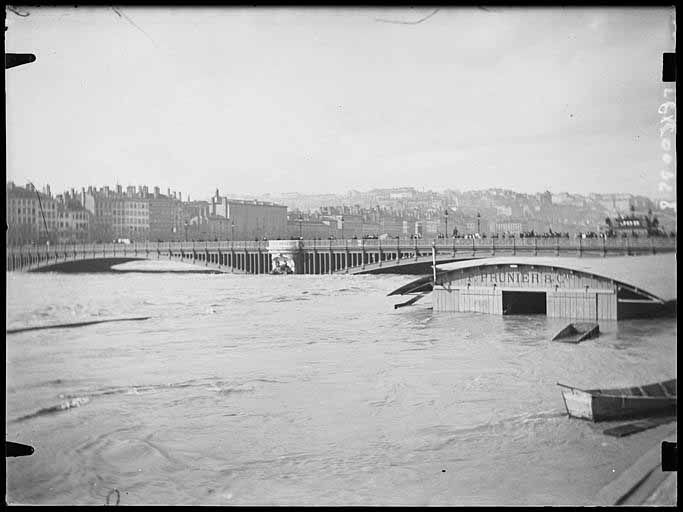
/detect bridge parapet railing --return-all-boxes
[6,236,676,260]
[116,241,268,251]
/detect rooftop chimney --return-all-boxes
[154,186,160,198]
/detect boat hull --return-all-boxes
[560,382,677,422]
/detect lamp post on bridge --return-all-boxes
[299,214,303,239]
[476,212,481,236]
[444,208,449,240]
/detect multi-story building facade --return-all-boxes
[209,189,287,239]
[606,215,654,237]
[489,221,524,235]
[287,218,337,239]
[120,197,149,241]
[55,191,92,243]
[6,182,59,245]
[83,186,114,242]
[84,186,149,242]
[188,215,232,241]
[148,187,184,241]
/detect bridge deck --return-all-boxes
[6,237,676,275]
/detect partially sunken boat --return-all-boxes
[551,322,600,343]
[388,275,434,309]
[557,379,677,422]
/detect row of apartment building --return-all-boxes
[6,183,91,245]
[8,182,668,245]
[6,183,290,245]
[287,212,532,240]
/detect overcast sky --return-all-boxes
[5,7,675,200]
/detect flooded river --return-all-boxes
[5,262,677,505]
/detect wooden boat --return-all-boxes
[552,322,599,343]
[557,379,677,422]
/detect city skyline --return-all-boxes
[6,7,676,201]
[5,178,669,205]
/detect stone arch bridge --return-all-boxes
[6,237,676,275]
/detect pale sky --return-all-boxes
[5,7,676,201]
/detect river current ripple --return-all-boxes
[5,262,677,505]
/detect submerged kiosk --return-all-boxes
[392,254,676,321]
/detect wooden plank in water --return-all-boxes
[552,323,577,341]
[603,416,676,437]
[576,326,599,342]
[394,294,423,309]
[557,334,583,344]
[552,322,599,343]
[6,316,151,334]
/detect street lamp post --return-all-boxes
[476,212,481,235]
[299,214,303,239]
[444,209,449,239]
